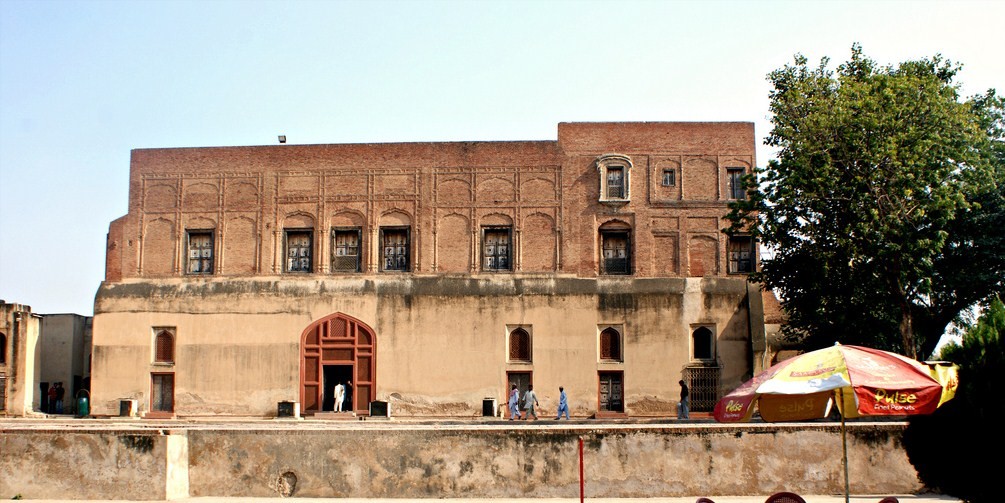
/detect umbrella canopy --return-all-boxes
[714,344,948,423]
[713,344,956,503]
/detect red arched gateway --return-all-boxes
[300,313,375,415]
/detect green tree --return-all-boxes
[727,44,1005,358]
[903,295,1004,502]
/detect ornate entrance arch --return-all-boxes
[300,312,376,415]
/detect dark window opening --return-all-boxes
[286,230,313,273]
[186,231,214,274]
[692,327,714,361]
[0,333,6,364]
[728,236,755,273]
[601,231,631,275]
[728,168,745,200]
[331,228,362,273]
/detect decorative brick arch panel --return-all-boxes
[300,313,376,415]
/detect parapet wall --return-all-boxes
[0,421,922,499]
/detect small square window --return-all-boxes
[662,169,676,187]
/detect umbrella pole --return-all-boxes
[840,388,849,503]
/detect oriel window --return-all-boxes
[606,166,625,199]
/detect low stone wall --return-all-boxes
[1,421,923,500]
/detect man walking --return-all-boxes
[554,386,570,420]
[522,384,540,420]
[508,384,521,420]
[677,379,690,420]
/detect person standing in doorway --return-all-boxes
[522,384,540,420]
[677,379,690,419]
[47,384,58,414]
[334,382,346,412]
[508,384,521,420]
[344,380,353,413]
[554,386,570,420]
[55,382,65,414]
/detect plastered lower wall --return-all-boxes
[0,422,922,500]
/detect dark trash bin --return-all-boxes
[75,390,90,418]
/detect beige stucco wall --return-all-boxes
[0,422,923,499]
[90,275,756,418]
[0,303,41,416]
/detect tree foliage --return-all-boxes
[727,44,1005,358]
[903,295,1004,502]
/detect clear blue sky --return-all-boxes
[1,0,1002,316]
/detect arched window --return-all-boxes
[600,328,622,361]
[691,327,714,361]
[154,329,175,364]
[509,328,531,362]
[0,333,6,364]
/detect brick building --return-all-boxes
[90,122,769,418]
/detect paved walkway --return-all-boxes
[14,496,964,502]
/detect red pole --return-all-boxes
[579,436,584,502]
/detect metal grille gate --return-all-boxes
[682,366,720,412]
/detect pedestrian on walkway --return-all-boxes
[677,379,690,419]
[508,384,521,420]
[522,384,540,420]
[554,386,570,419]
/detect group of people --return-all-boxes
[46,382,65,414]
[506,380,690,421]
[508,384,570,420]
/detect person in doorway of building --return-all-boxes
[677,379,690,419]
[47,384,58,414]
[554,386,570,420]
[344,380,353,412]
[508,384,521,420]
[522,384,540,420]
[334,382,345,412]
[55,382,65,414]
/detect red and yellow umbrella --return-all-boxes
[713,344,957,502]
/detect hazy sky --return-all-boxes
[1,0,1002,316]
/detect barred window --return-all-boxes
[509,328,531,362]
[600,328,622,361]
[331,228,362,273]
[154,329,174,364]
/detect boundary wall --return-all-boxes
[1,421,922,500]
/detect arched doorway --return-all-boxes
[300,313,375,415]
